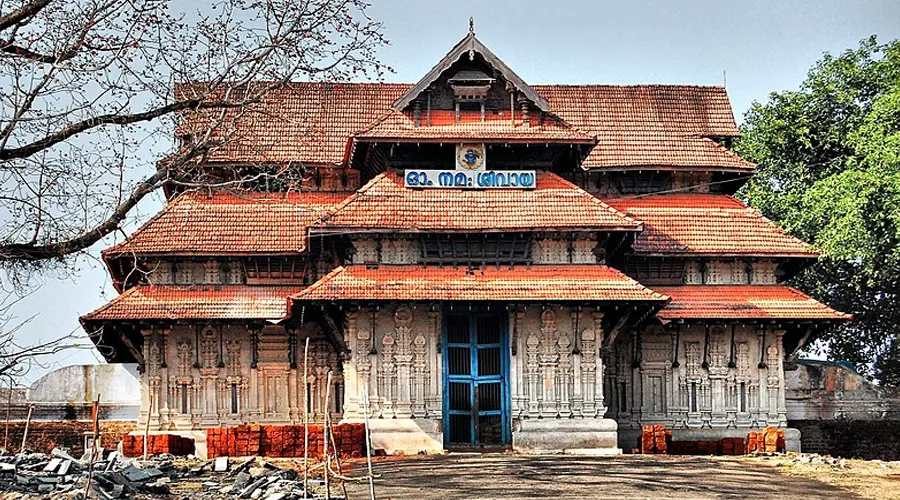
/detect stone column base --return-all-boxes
[513,418,620,455]
[340,417,443,455]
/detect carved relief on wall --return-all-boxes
[766,344,780,387]
[572,239,596,264]
[200,326,219,371]
[535,239,568,264]
[684,342,701,381]
[176,341,192,378]
[708,327,728,377]
[353,239,378,264]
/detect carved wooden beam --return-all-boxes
[320,306,349,356]
[603,311,631,350]
[121,331,145,368]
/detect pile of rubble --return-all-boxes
[0,448,343,499]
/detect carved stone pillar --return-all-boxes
[593,312,606,415]
[412,329,428,418]
[525,326,541,417]
[557,311,573,417]
[774,329,788,426]
[393,306,413,418]
[426,310,442,416]
[510,309,526,417]
[539,309,559,418]
[379,330,396,418]
[708,328,728,428]
[343,312,362,418]
[580,312,602,418]
[159,328,172,429]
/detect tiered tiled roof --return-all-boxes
[81,285,299,322]
[291,264,668,303]
[315,171,639,233]
[653,285,851,321]
[176,83,409,165]
[534,85,752,170]
[606,193,817,257]
[176,83,752,171]
[105,191,348,256]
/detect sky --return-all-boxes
[6,0,900,385]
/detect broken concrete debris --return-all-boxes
[0,448,338,499]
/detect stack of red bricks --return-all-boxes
[668,437,746,456]
[207,424,366,459]
[122,434,196,457]
[639,424,672,454]
[746,427,786,453]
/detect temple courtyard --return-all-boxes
[343,454,898,499]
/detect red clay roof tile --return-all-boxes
[315,170,639,232]
[81,285,299,321]
[291,264,667,302]
[355,109,596,143]
[104,190,349,256]
[654,285,851,321]
[178,83,749,170]
[606,193,816,257]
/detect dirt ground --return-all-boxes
[742,454,900,500]
[341,453,881,499]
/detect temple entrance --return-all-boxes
[442,311,510,448]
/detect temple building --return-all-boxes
[80,29,850,455]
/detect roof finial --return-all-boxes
[469,17,475,35]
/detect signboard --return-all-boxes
[404,169,537,189]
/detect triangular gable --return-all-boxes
[393,30,550,113]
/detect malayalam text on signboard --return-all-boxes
[404,170,537,189]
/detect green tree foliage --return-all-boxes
[737,36,900,384]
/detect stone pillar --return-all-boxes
[426,310,442,417]
[539,309,559,418]
[592,312,606,416]
[393,306,413,418]
[343,312,361,418]
[775,329,788,426]
[159,328,172,429]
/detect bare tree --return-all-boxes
[0,0,387,274]
[0,291,92,378]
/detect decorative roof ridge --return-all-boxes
[393,32,550,112]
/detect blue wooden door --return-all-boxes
[443,312,510,446]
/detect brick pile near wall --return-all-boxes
[121,434,196,457]
[636,425,784,455]
[206,424,366,459]
[0,421,136,455]
[790,420,900,461]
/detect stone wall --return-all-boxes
[785,359,900,459]
[1,421,136,455]
[789,420,900,460]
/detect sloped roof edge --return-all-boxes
[393,32,551,112]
